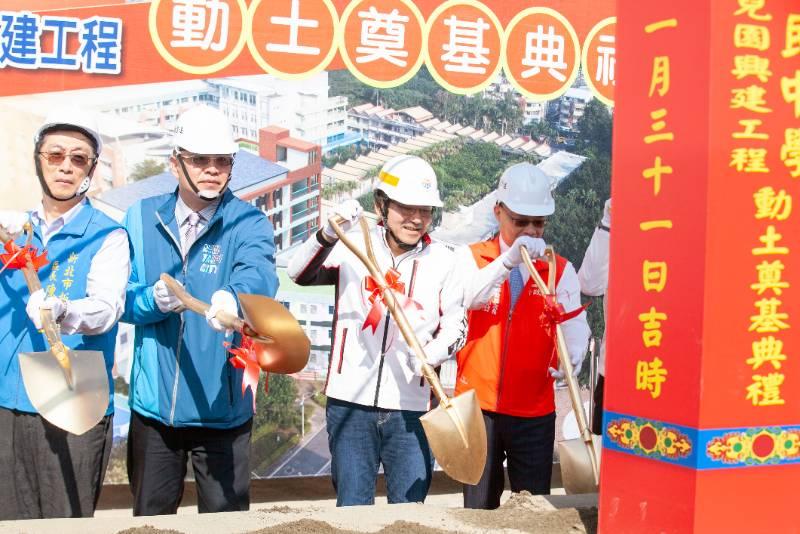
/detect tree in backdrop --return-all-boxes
[543,98,613,383]
[254,373,299,430]
[129,159,166,182]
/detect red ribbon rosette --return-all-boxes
[225,336,267,413]
[362,269,422,333]
[0,240,48,272]
[541,294,589,368]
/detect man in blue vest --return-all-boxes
[122,105,278,515]
[0,109,130,519]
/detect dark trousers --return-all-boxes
[592,374,605,436]
[463,410,556,510]
[127,411,252,516]
[0,407,112,520]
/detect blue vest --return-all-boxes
[0,203,123,415]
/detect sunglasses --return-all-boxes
[390,200,434,218]
[178,153,234,168]
[38,151,95,167]
[500,203,547,229]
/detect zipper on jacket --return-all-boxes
[157,213,188,427]
[169,261,188,426]
[373,313,392,407]
[495,302,516,408]
[372,251,415,407]
[337,328,348,373]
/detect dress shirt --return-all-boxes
[174,195,220,256]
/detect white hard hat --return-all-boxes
[375,155,443,208]
[496,162,554,216]
[35,108,103,154]
[173,105,238,155]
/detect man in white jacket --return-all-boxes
[288,155,466,506]
[578,198,611,435]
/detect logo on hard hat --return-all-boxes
[421,176,432,190]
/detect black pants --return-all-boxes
[0,407,112,520]
[127,411,252,516]
[463,410,556,510]
[592,374,605,436]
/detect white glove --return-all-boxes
[405,331,432,376]
[323,199,363,241]
[26,289,67,331]
[549,350,585,379]
[601,199,611,228]
[501,236,547,269]
[153,279,184,313]
[0,210,28,236]
[205,290,237,336]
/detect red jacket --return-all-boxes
[455,237,566,417]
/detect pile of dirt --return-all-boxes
[116,526,185,534]
[249,520,452,534]
[454,492,597,534]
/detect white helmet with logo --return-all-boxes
[35,107,103,154]
[375,155,443,208]
[173,105,238,155]
[496,162,554,216]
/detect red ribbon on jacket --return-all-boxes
[225,336,267,413]
[362,269,422,333]
[0,241,48,272]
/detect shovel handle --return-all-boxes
[328,216,451,406]
[521,246,599,484]
[0,224,74,387]
[159,273,246,332]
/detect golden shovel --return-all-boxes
[0,225,108,436]
[160,274,309,374]
[329,216,487,485]
[520,245,601,494]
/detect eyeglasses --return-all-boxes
[178,153,234,168]
[500,203,547,229]
[390,200,434,218]
[38,151,95,167]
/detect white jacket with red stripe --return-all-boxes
[287,226,467,411]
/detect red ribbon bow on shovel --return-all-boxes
[362,269,422,333]
[541,295,589,369]
[0,240,48,273]
[225,336,267,413]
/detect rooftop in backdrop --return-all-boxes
[93,150,288,220]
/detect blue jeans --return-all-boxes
[326,398,434,506]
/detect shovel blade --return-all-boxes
[558,435,602,494]
[238,293,310,374]
[420,389,487,485]
[19,349,109,436]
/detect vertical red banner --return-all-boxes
[602,0,800,531]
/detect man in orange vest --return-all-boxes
[455,162,590,509]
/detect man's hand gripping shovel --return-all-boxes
[159,274,310,375]
[520,245,601,493]
[0,223,108,436]
[329,215,487,485]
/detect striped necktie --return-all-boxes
[183,211,201,255]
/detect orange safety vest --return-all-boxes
[455,237,567,418]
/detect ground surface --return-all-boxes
[0,491,598,534]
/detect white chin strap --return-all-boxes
[198,190,220,200]
[76,177,92,197]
